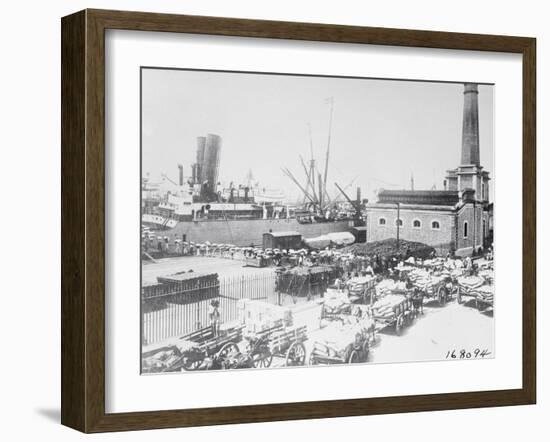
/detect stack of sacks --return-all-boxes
[423,257,445,268]
[478,269,494,285]
[347,276,375,297]
[288,301,323,331]
[372,294,405,319]
[408,268,429,283]
[396,264,416,273]
[324,288,351,314]
[409,269,446,295]
[375,279,397,298]
[142,348,181,373]
[349,313,375,333]
[141,339,197,373]
[474,284,494,304]
[393,280,407,292]
[450,268,465,279]
[443,259,465,271]
[457,275,485,292]
[313,322,364,358]
[238,299,288,333]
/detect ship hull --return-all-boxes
[154,218,353,247]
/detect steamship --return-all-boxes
[142,134,357,246]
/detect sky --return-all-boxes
[141,68,494,203]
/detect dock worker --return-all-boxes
[208,300,221,337]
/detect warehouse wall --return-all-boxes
[366,207,454,252]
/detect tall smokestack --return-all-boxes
[460,83,480,166]
[203,134,222,197]
[178,164,184,186]
[196,136,206,182]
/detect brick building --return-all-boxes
[365,83,492,257]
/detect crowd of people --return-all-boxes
[142,226,493,280]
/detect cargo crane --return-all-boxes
[334,182,366,225]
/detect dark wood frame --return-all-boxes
[61,8,536,433]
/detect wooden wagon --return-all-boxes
[371,294,414,335]
[221,324,308,369]
[308,321,371,365]
[455,275,487,308]
[409,271,451,306]
[141,325,243,373]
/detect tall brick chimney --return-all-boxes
[460,83,480,166]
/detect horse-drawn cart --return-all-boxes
[455,275,485,307]
[408,269,452,306]
[141,324,243,373]
[371,293,414,335]
[308,319,372,365]
[221,323,308,369]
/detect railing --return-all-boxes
[141,273,278,345]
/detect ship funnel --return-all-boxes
[194,136,206,184]
[202,134,222,198]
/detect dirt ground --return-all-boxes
[269,300,494,368]
[367,301,494,364]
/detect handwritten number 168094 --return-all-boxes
[445,349,491,359]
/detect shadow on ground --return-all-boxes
[35,408,60,423]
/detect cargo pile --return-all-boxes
[341,238,435,259]
[323,289,351,315]
[456,275,485,292]
[375,279,399,298]
[142,346,182,373]
[347,275,376,298]
[141,340,198,373]
[238,299,324,333]
[478,269,494,285]
[408,269,447,295]
[311,321,366,359]
[475,285,494,305]
[372,294,407,319]
[237,299,289,333]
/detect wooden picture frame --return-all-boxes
[61,9,536,433]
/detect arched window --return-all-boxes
[395,218,403,227]
[412,219,422,228]
[463,221,469,238]
[378,217,386,226]
[431,220,440,230]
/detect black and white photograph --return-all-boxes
[140,68,495,373]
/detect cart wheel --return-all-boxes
[437,286,447,306]
[308,352,317,366]
[182,358,204,371]
[217,342,239,359]
[252,350,273,368]
[262,351,273,368]
[361,340,370,362]
[348,350,360,364]
[395,315,404,336]
[285,342,306,366]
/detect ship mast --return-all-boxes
[322,97,334,207]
